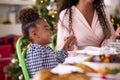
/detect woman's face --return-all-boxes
[35,20,52,46]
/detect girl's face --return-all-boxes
[34,20,52,46]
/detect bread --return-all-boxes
[76,63,96,73]
[32,69,91,80]
[68,72,90,80]
[32,69,52,80]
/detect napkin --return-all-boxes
[51,64,83,75]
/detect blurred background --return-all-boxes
[0,0,119,80]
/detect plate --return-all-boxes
[75,46,101,55]
[84,46,101,51]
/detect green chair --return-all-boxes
[16,34,56,80]
[16,36,30,80]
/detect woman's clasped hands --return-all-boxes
[63,35,77,51]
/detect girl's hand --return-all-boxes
[63,35,76,51]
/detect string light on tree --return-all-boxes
[11,58,18,64]
[40,0,44,3]
[50,0,55,2]
[18,74,24,80]
[47,5,51,10]
[54,10,57,14]
[52,14,55,18]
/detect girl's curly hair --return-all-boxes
[18,8,40,26]
[18,8,42,41]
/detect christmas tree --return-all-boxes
[5,0,58,80]
[33,0,58,31]
[111,16,120,30]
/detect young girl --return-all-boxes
[18,8,76,78]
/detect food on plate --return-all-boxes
[97,68,120,75]
[82,54,120,74]
[86,54,120,63]
[32,69,52,80]
[107,68,120,75]
[76,63,96,73]
[96,67,111,74]
[66,72,90,80]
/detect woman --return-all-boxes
[57,0,120,52]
